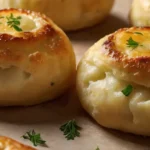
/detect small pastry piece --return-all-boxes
[0,136,36,150]
[0,8,75,106]
[0,0,114,31]
[130,0,150,27]
[77,27,150,136]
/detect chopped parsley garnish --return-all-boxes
[134,32,143,35]
[6,13,22,32]
[126,37,141,49]
[60,119,81,140]
[22,130,46,147]
[122,85,133,96]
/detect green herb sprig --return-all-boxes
[122,85,133,96]
[22,130,46,147]
[6,13,22,32]
[60,119,81,140]
[134,32,143,35]
[96,147,100,150]
[126,37,141,49]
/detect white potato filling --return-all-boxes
[79,59,150,125]
[0,12,46,34]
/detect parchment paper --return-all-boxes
[1,0,150,150]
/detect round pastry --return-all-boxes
[0,8,75,106]
[0,136,36,150]
[0,0,114,31]
[130,0,150,27]
[77,27,150,136]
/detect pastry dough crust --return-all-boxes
[77,27,150,136]
[0,9,75,106]
[130,0,150,27]
[0,136,36,150]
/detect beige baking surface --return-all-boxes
[0,0,150,150]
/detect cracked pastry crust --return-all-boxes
[0,8,75,106]
[0,136,36,150]
[77,27,150,136]
[130,0,150,27]
[0,0,114,31]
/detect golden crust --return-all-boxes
[0,136,36,150]
[99,27,150,87]
[0,8,68,63]
[0,8,61,45]
[103,28,150,70]
[0,8,75,106]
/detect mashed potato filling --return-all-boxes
[82,59,150,122]
[78,57,150,135]
[0,12,45,35]
[115,29,150,58]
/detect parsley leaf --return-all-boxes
[22,130,46,147]
[96,147,100,150]
[122,85,133,96]
[60,119,81,140]
[134,32,143,35]
[6,13,22,32]
[126,37,141,49]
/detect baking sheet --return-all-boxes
[1,0,150,150]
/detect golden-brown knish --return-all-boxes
[0,136,36,150]
[130,0,150,27]
[0,8,75,106]
[0,0,114,31]
[77,27,150,136]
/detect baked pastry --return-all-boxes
[77,27,150,136]
[130,0,150,27]
[0,8,75,106]
[0,136,36,150]
[0,0,114,31]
